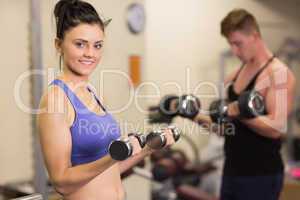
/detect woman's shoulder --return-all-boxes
[39,84,69,114]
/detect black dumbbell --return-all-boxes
[209,99,230,124]
[209,90,266,123]
[159,94,201,119]
[238,90,266,118]
[146,126,181,149]
[159,95,179,117]
[109,133,146,161]
[147,95,179,124]
[175,94,201,119]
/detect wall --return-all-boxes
[0,0,32,183]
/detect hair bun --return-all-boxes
[54,0,104,39]
[54,0,79,18]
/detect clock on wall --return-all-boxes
[127,3,145,34]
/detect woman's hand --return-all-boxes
[128,135,143,156]
[163,128,176,147]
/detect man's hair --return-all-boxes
[221,9,260,38]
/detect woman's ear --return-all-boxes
[55,38,63,54]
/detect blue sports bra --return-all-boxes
[51,79,121,166]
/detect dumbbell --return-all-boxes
[209,90,266,123]
[209,99,230,124]
[148,94,201,124]
[146,126,181,150]
[109,126,181,160]
[160,94,201,119]
[109,133,146,161]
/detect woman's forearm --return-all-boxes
[119,147,151,174]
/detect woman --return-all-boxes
[37,1,175,199]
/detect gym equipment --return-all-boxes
[151,150,188,182]
[209,99,229,124]
[209,90,266,123]
[122,150,218,200]
[109,133,146,161]
[12,194,43,200]
[159,95,179,117]
[109,126,181,160]
[151,149,216,184]
[146,126,181,149]
[176,95,201,119]
[148,94,201,124]
[238,90,266,118]
[147,95,179,124]
[176,185,218,200]
[149,148,218,200]
[148,106,175,124]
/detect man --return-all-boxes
[152,8,295,200]
[200,8,295,200]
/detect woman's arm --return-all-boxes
[37,87,118,195]
[118,146,152,174]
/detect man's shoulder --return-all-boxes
[272,58,289,70]
[256,58,295,91]
[258,58,290,77]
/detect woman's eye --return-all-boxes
[95,44,103,49]
[75,42,85,48]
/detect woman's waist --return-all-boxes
[66,165,124,200]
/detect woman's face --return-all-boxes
[58,23,104,78]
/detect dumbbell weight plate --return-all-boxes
[249,91,265,115]
[209,99,229,123]
[238,90,265,118]
[159,95,179,116]
[146,130,167,149]
[168,125,181,141]
[109,139,132,161]
[178,95,201,118]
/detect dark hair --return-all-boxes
[221,9,260,38]
[54,0,105,39]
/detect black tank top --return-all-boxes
[224,56,284,176]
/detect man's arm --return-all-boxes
[193,67,241,132]
[241,66,296,139]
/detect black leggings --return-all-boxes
[220,173,283,200]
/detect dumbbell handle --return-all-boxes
[146,126,181,149]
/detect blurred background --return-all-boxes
[0,0,300,199]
